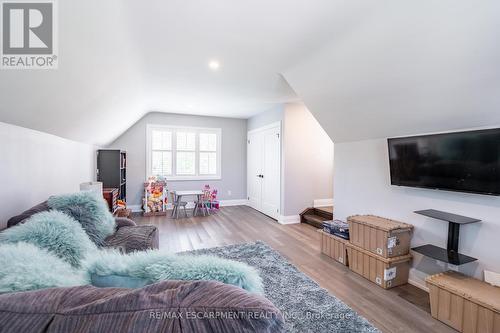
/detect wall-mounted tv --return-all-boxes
[388,128,500,196]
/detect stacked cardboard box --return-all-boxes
[319,230,349,266]
[346,215,414,289]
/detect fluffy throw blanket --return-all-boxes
[48,192,116,246]
[0,210,97,268]
[0,242,89,293]
[85,249,264,293]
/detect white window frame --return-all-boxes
[146,124,222,181]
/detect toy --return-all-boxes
[142,176,168,216]
[114,199,131,218]
[201,185,219,212]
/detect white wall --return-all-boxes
[108,112,247,208]
[248,104,334,218]
[334,137,500,288]
[282,103,334,216]
[0,122,95,229]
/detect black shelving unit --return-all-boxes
[412,209,480,265]
[96,149,127,202]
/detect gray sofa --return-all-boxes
[5,201,159,252]
[0,204,283,332]
[0,280,284,333]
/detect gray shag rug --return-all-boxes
[184,241,379,333]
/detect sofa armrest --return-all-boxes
[105,225,159,253]
[115,217,137,229]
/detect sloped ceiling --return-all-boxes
[2,1,500,145]
[0,1,146,145]
[283,0,500,142]
[0,0,345,145]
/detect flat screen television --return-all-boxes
[388,128,500,196]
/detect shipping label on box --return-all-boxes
[387,236,397,248]
[384,267,397,281]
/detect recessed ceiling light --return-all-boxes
[208,60,220,71]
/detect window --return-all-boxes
[199,133,218,175]
[147,125,221,180]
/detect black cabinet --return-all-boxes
[97,149,127,202]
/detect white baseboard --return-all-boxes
[128,199,249,213]
[408,278,429,292]
[278,215,300,225]
[219,199,249,206]
[313,198,334,208]
[128,205,142,212]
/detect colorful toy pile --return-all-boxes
[201,185,219,212]
[142,176,168,216]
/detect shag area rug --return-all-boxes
[184,241,380,333]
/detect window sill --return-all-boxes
[165,175,222,181]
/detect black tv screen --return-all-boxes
[388,128,500,196]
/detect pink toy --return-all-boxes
[201,185,219,212]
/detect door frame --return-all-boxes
[247,121,282,219]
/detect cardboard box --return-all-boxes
[426,271,500,333]
[319,230,348,266]
[346,243,412,289]
[348,215,413,258]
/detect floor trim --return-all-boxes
[128,205,142,212]
[219,199,249,206]
[313,198,334,208]
[278,215,301,225]
[408,278,429,292]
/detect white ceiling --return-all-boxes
[1,1,500,145]
[284,0,500,142]
[0,0,345,145]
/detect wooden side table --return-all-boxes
[103,188,119,213]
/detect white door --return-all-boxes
[247,123,281,219]
[260,127,281,218]
[247,131,263,211]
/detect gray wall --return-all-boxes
[109,112,247,207]
[247,105,284,131]
[0,122,95,229]
[333,135,500,289]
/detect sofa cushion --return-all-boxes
[0,242,89,293]
[6,201,50,228]
[104,225,159,253]
[0,280,283,333]
[0,211,97,268]
[48,192,116,246]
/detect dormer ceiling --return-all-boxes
[1,1,499,145]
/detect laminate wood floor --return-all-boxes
[136,205,456,333]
